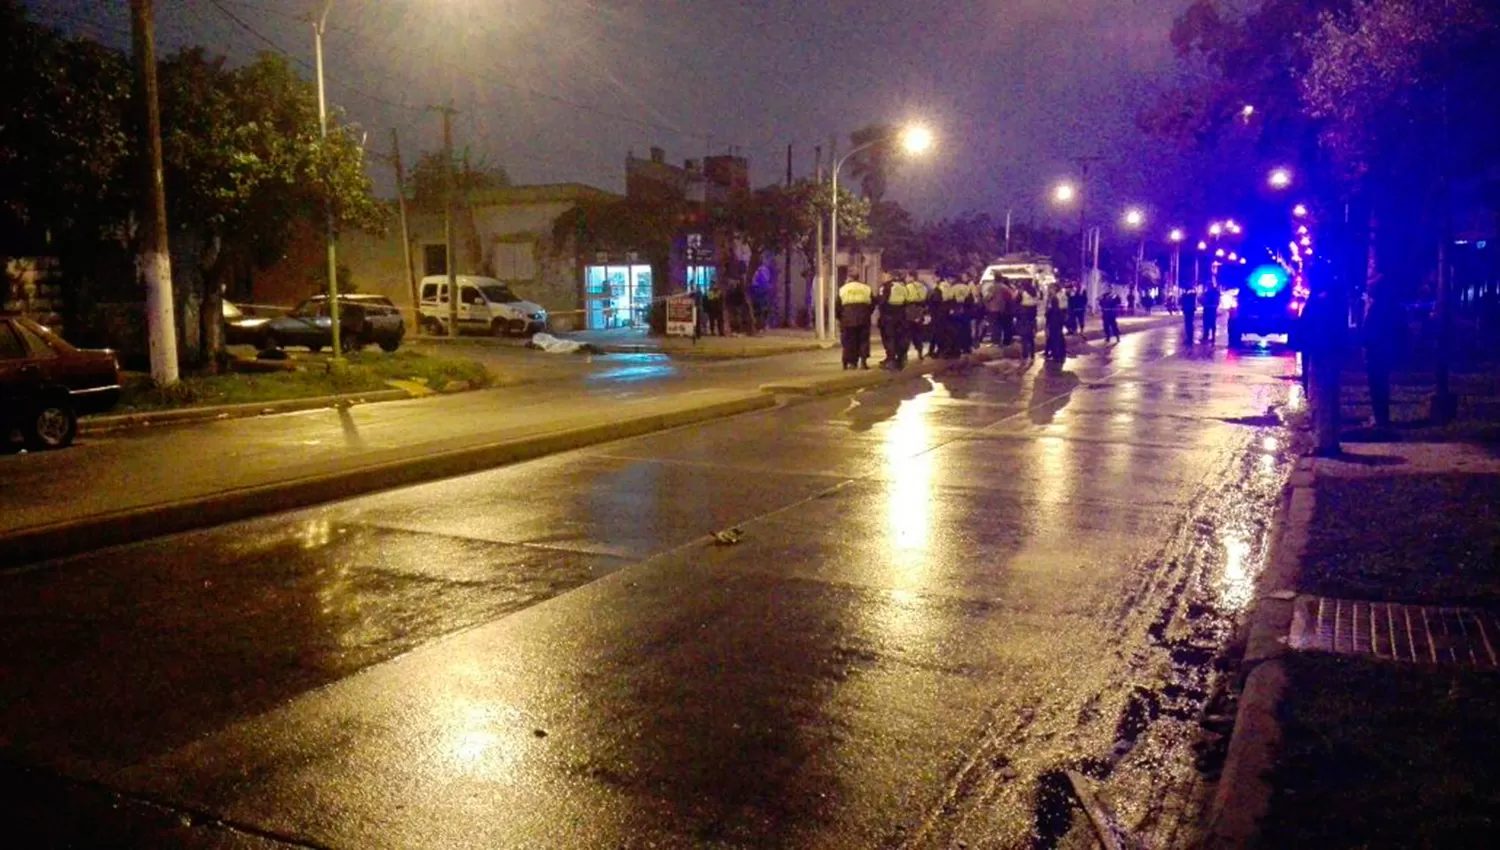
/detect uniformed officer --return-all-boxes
[905,275,928,361]
[1016,282,1040,360]
[836,273,875,370]
[877,273,910,369]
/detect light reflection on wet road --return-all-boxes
[0,326,1299,848]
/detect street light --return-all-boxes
[1225,219,1242,235]
[1293,204,1309,218]
[1209,222,1224,237]
[827,124,934,340]
[1123,208,1145,228]
[1123,208,1146,295]
[1054,182,1077,204]
[311,0,346,364]
[1269,167,1293,190]
[1169,229,1185,295]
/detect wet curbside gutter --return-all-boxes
[1204,455,1317,848]
[78,389,415,435]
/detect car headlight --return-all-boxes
[239,318,271,328]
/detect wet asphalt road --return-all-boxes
[0,324,1301,849]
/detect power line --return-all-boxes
[202,0,426,113]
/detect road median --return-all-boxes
[2,391,775,568]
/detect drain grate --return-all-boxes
[1289,595,1500,669]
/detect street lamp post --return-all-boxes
[1169,229,1185,297]
[312,0,343,363]
[1124,208,1145,299]
[828,125,932,340]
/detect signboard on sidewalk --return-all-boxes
[666,294,697,338]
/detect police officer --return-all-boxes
[930,277,953,358]
[877,273,910,369]
[837,273,874,370]
[1100,285,1123,343]
[1016,282,1040,360]
[1201,282,1221,344]
[905,275,928,361]
[1044,285,1068,361]
[1180,283,1198,344]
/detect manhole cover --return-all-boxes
[1289,595,1500,669]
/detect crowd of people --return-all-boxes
[835,271,1111,371]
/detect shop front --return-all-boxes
[585,263,653,329]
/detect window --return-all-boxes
[13,322,58,359]
[478,283,518,304]
[493,242,536,280]
[421,283,441,302]
[460,287,483,305]
[423,244,448,276]
[0,323,26,360]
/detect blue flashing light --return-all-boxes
[1248,265,1289,297]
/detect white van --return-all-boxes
[418,275,548,337]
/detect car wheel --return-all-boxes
[22,400,78,451]
[262,332,280,351]
[379,338,401,353]
[490,319,507,338]
[423,317,445,336]
[308,343,323,354]
[340,333,364,354]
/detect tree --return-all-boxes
[845,123,901,203]
[157,50,386,368]
[410,149,510,207]
[0,0,133,305]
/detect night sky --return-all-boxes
[24,0,1221,238]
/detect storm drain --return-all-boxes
[1289,595,1500,670]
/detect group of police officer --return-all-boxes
[836,271,1059,370]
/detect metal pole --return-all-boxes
[441,105,459,337]
[391,128,417,329]
[129,0,179,385]
[783,143,793,328]
[313,0,343,363]
[814,146,824,340]
[1005,208,1012,254]
[830,157,840,341]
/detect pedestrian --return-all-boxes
[692,286,708,338]
[1100,286,1123,343]
[1044,285,1068,361]
[1016,283,1039,360]
[706,282,726,336]
[930,278,952,358]
[1127,287,1137,315]
[1142,290,1154,315]
[727,278,751,335]
[1068,285,1087,337]
[1201,282,1221,344]
[836,273,874,370]
[877,273,910,369]
[956,274,977,354]
[905,275,928,362]
[1179,284,1197,344]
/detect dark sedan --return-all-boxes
[1,314,122,450]
[260,295,405,353]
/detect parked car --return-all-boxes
[418,275,547,337]
[223,301,275,346]
[0,314,122,450]
[260,294,405,353]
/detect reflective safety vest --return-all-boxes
[948,282,971,302]
[883,281,909,306]
[906,281,927,304]
[936,281,953,301]
[838,280,873,305]
[1018,291,1039,308]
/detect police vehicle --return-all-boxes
[1226,264,1308,348]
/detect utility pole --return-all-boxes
[814,145,825,340]
[311,0,343,364]
[1004,208,1013,255]
[129,0,178,385]
[783,143,793,328]
[391,128,417,327]
[433,104,461,337]
[826,133,839,341]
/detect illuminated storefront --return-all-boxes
[584,264,653,329]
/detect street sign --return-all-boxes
[666,294,697,338]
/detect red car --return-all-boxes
[0,314,122,450]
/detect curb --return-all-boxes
[1206,455,1317,848]
[1,392,776,568]
[79,389,413,435]
[760,350,1003,396]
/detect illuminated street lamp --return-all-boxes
[1209,222,1224,237]
[1293,204,1309,218]
[1123,208,1146,293]
[1053,182,1077,204]
[827,124,933,340]
[1269,167,1293,190]
[1197,241,1208,251]
[1215,248,1226,258]
[1168,229,1185,293]
[1225,219,1242,235]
